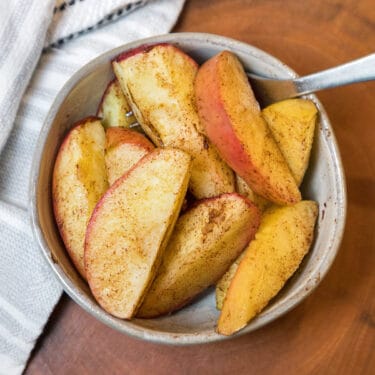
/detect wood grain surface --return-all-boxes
[26,1,375,374]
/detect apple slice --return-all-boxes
[97,79,136,128]
[195,51,301,206]
[112,43,235,199]
[262,98,318,186]
[105,127,154,185]
[85,148,191,319]
[137,193,260,318]
[52,117,108,278]
[217,201,318,336]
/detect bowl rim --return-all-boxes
[29,32,347,345]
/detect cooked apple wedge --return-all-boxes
[112,43,235,199]
[217,201,318,336]
[137,193,260,318]
[262,99,318,186]
[85,148,191,319]
[97,79,136,128]
[105,127,154,185]
[195,51,301,205]
[52,117,108,278]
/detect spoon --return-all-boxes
[247,53,375,106]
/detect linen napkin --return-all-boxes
[0,1,185,373]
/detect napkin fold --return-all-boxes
[0,1,185,373]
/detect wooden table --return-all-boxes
[26,1,375,374]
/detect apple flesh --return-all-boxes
[195,51,301,206]
[84,148,191,319]
[138,193,260,318]
[105,127,154,185]
[112,43,235,199]
[52,117,108,278]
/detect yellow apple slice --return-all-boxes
[195,51,301,205]
[85,148,191,319]
[262,99,318,186]
[217,200,318,335]
[97,79,136,128]
[52,117,108,278]
[105,127,154,185]
[112,43,235,199]
[137,193,260,318]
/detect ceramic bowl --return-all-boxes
[30,33,346,344]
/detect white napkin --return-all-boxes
[0,1,185,373]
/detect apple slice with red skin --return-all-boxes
[84,148,191,319]
[52,117,108,279]
[195,51,301,206]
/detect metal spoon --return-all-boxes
[247,53,375,106]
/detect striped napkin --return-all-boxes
[0,1,185,373]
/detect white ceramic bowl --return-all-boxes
[30,33,346,344]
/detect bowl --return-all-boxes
[29,32,346,344]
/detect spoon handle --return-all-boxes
[295,53,375,95]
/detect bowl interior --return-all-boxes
[30,33,346,344]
